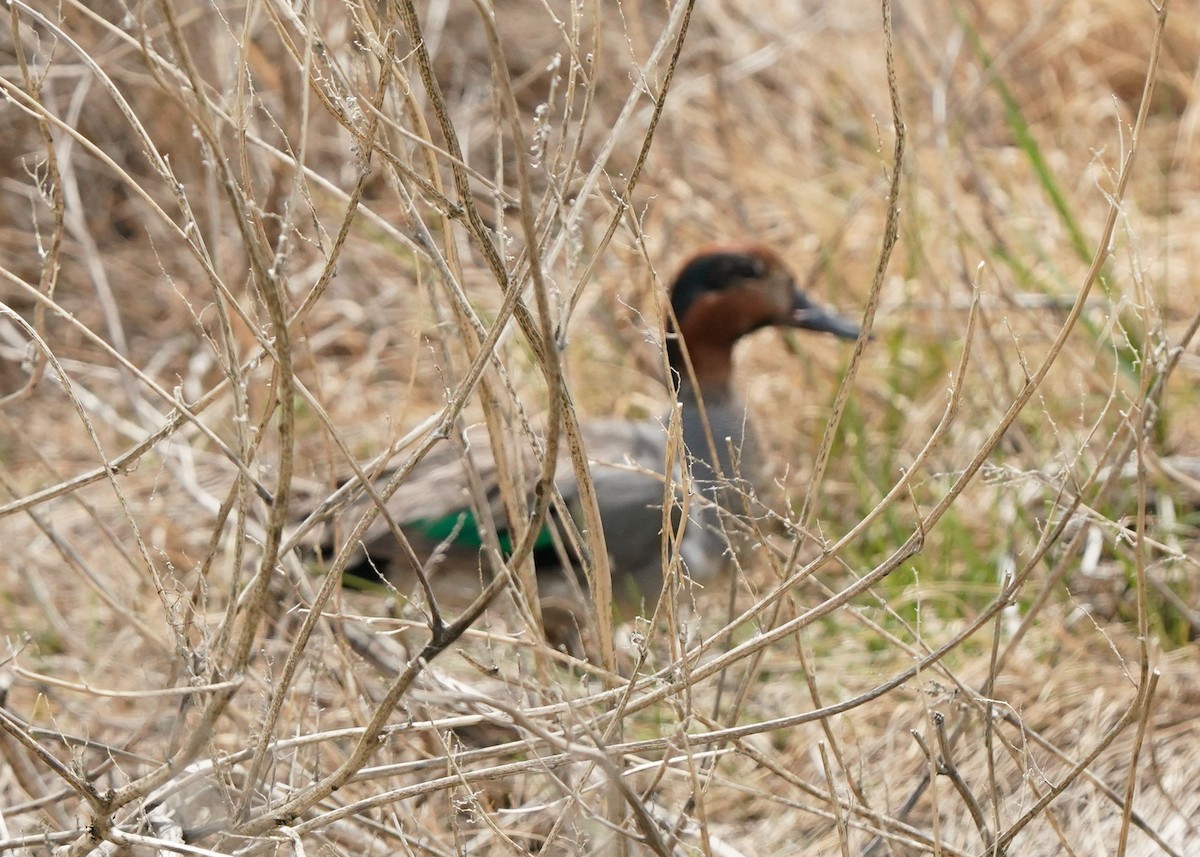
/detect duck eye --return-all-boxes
[738,256,769,281]
[721,256,765,283]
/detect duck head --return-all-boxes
[666,243,861,396]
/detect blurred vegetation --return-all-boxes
[1,1,1198,854]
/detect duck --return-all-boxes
[311,243,861,650]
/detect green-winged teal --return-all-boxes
[316,243,860,647]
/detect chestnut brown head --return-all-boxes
[666,243,859,391]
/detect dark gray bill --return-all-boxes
[791,292,862,340]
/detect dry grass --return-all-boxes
[2,0,1199,854]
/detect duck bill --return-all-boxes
[790,292,861,340]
